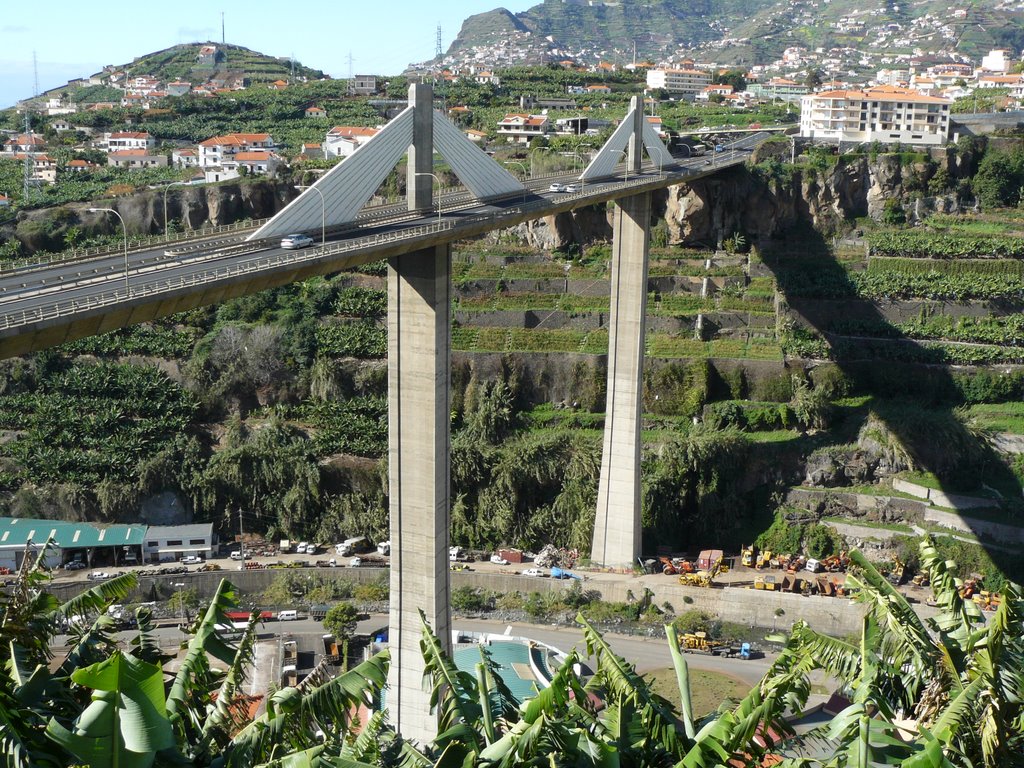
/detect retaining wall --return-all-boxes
[49,565,880,638]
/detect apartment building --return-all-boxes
[646,68,713,97]
[799,85,950,145]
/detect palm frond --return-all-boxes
[417,610,483,749]
[167,579,243,736]
[577,613,682,758]
[665,623,697,739]
[201,611,262,746]
[51,572,138,622]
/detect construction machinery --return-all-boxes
[972,590,1001,611]
[659,556,694,575]
[753,574,778,591]
[679,558,725,588]
[886,556,906,586]
[741,545,757,568]
[756,550,774,570]
[679,631,763,660]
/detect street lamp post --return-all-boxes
[574,143,594,189]
[502,162,529,204]
[413,172,442,223]
[161,180,191,238]
[87,207,129,295]
[296,185,326,250]
[614,150,630,181]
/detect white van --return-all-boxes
[805,559,823,573]
[278,610,298,621]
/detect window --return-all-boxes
[167,539,182,546]
[147,541,157,548]
[189,538,205,545]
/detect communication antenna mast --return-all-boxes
[436,24,443,58]
[33,50,39,97]
[347,51,354,95]
[221,11,226,44]
[22,113,33,203]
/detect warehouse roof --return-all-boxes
[0,518,146,550]
[145,523,214,540]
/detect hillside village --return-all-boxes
[2,28,1024,212]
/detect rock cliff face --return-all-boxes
[500,144,981,252]
[6,180,298,254]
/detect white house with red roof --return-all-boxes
[197,133,275,167]
[324,126,380,158]
[107,150,168,169]
[800,85,951,145]
[102,131,155,153]
[496,114,550,144]
[65,159,99,173]
[12,154,57,184]
[172,148,199,167]
[0,194,10,207]
[305,106,327,119]
[1,133,45,154]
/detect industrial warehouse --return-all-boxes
[0,517,215,572]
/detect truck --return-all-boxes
[377,540,391,556]
[679,632,763,660]
[336,536,369,557]
[280,539,292,554]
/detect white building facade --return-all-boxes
[800,85,951,146]
[646,68,713,97]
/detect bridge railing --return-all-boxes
[0,165,737,333]
[1,217,270,274]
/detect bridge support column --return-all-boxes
[387,244,452,742]
[591,191,651,569]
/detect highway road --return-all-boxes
[0,144,756,335]
[56,611,774,689]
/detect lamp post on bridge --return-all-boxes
[296,185,326,251]
[160,180,191,239]
[413,172,442,223]
[614,150,630,181]
[502,161,529,204]
[87,207,129,295]
[573,143,594,190]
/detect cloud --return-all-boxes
[177,27,217,41]
[1,25,29,34]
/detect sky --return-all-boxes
[0,0,538,108]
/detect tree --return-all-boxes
[323,601,360,642]
[804,67,824,89]
[973,148,1024,208]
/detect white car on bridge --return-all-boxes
[281,233,314,249]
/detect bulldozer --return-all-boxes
[756,550,774,570]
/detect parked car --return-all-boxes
[180,555,203,565]
[522,568,548,577]
[281,233,314,249]
[548,183,566,193]
[229,551,246,561]
[490,555,510,565]
[63,561,86,571]
[87,571,112,581]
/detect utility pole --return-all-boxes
[221,11,225,45]
[347,51,354,96]
[238,506,244,556]
[436,24,443,58]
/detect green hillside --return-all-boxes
[449,0,1024,69]
[106,42,325,86]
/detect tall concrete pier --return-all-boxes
[591,190,651,568]
[386,244,452,740]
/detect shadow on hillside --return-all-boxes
[759,221,1023,580]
